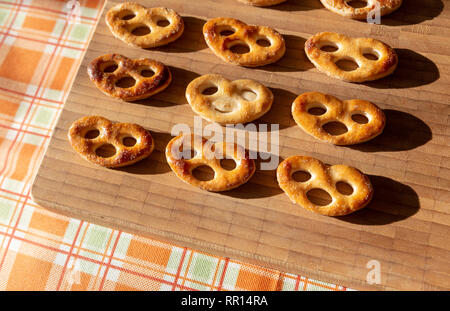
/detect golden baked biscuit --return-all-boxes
[305,32,398,82]
[237,0,287,6]
[68,116,154,168]
[292,92,385,145]
[277,156,373,216]
[320,0,402,19]
[203,17,286,67]
[186,74,273,124]
[106,2,184,48]
[166,134,255,192]
[87,54,171,101]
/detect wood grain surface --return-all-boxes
[31,0,450,290]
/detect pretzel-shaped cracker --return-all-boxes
[106,2,184,48]
[320,0,402,19]
[87,54,171,101]
[292,92,385,145]
[166,134,255,192]
[305,32,398,82]
[68,116,154,168]
[277,156,373,216]
[186,74,273,124]
[203,17,286,67]
[237,0,287,6]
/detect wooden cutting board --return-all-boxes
[31,0,450,290]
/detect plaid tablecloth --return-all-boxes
[0,0,351,291]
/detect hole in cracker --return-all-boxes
[229,42,250,54]
[115,76,136,88]
[220,30,235,36]
[95,144,116,158]
[256,38,271,47]
[219,26,235,37]
[103,63,118,73]
[120,10,136,20]
[202,86,218,95]
[352,113,369,124]
[122,14,136,20]
[220,158,237,171]
[140,69,155,77]
[322,121,348,136]
[335,58,359,71]
[192,165,215,181]
[336,181,354,196]
[292,170,311,182]
[157,19,170,27]
[131,25,150,36]
[320,45,338,52]
[84,129,100,139]
[363,52,379,61]
[122,136,137,147]
[240,89,257,101]
[306,188,332,206]
[346,0,368,8]
[307,106,327,116]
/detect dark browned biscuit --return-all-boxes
[87,54,171,101]
[68,116,154,168]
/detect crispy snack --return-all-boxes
[320,0,402,19]
[237,0,287,6]
[277,156,373,216]
[105,2,184,48]
[87,54,171,101]
[166,134,255,192]
[203,17,286,67]
[186,74,273,124]
[68,116,154,168]
[292,92,385,145]
[305,32,398,82]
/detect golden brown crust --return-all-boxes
[68,116,154,168]
[277,156,373,216]
[292,92,386,145]
[87,54,171,101]
[237,0,287,6]
[165,134,256,192]
[105,2,184,48]
[186,74,273,124]
[305,32,398,82]
[203,17,286,67]
[320,0,402,19]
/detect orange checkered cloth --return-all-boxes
[0,0,350,291]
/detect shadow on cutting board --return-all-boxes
[337,175,420,225]
[221,155,284,199]
[375,0,444,26]
[147,17,208,53]
[116,132,173,175]
[349,109,432,152]
[248,88,297,130]
[269,0,322,12]
[260,34,315,73]
[365,49,439,89]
